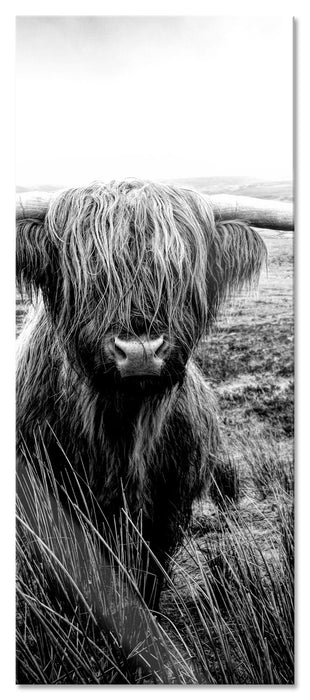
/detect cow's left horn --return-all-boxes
[16,191,52,220]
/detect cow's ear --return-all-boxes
[16,219,59,303]
[206,220,267,325]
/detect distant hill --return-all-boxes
[16,177,293,202]
[166,177,293,202]
[16,184,65,193]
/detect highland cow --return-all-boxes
[16,180,267,609]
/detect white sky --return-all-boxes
[16,16,293,187]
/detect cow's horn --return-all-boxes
[206,194,293,231]
[16,190,294,231]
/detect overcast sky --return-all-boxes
[16,16,292,187]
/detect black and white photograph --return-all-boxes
[15,14,294,686]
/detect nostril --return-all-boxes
[114,338,128,362]
[154,338,168,359]
[115,346,127,362]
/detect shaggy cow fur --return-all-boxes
[16,180,266,608]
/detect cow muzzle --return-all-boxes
[113,335,168,378]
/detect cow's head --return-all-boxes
[17,180,281,394]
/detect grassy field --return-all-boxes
[16,181,294,684]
